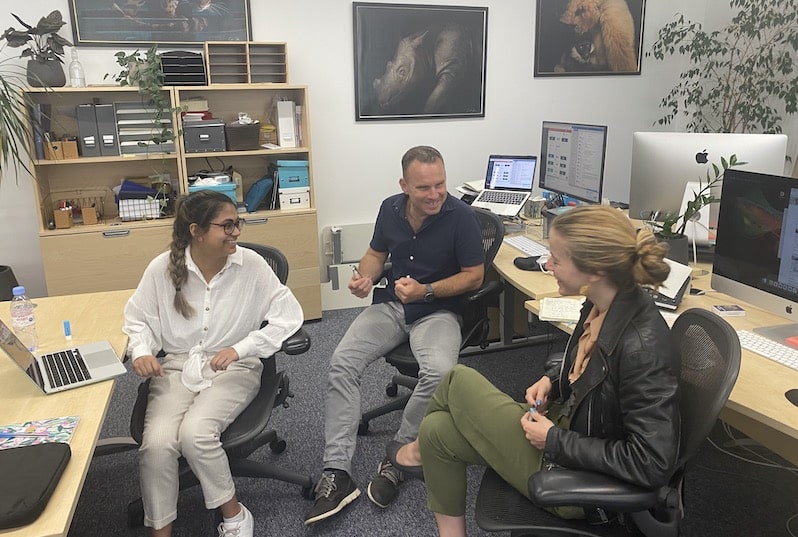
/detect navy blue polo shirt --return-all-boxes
[370,192,484,324]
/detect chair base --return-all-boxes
[358,373,417,435]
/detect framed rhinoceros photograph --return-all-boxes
[353,3,488,121]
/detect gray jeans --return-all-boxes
[322,301,461,474]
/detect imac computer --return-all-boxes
[712,168,798,340]
[539,121,608,204]
[628,132,788,226]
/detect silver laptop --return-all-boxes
[0,319,126,394]
[471,155,537,217]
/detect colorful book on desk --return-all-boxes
[538,297,584,322]
[0,416,79,450]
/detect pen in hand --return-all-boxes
[351,265,363,278]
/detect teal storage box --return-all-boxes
[277,160,309,189]
[188,182,237,203]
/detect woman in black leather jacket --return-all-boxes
[387,205,680,537]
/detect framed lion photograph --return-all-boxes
[353,2,488,121]
[534,0,646,77]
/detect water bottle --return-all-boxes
[69,49,86,88]
[10,286,38,352]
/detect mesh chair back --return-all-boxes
[670,308,741,467]
[238,242,289,284]
[473,208,505,269]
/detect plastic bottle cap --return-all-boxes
[12,286,25,296]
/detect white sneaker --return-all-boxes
[217,503,254,537]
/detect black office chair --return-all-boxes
[0,265,19,302]
[358,207,505,434]
[95,243,314,527]
[474,308,741,537]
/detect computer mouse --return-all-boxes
[513,256,541,271]
[786,389,798,408]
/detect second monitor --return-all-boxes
[539,121,608,205]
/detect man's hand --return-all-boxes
[210,347,240,372]
[132,355,163,378]
[394,276,422,303]
[348,271,374,298]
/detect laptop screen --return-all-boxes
[484,155,537,191]
[0,319,42,387]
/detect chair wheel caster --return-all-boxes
[358,421,369,435]
[385,383,399,397]
[270,438,287,453]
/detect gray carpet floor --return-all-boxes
[68,307,798,537]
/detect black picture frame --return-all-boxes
[353,2,488,121]
[68,0,252,46]
[534,0,645,77]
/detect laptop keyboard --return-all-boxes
[477,190,527,204]
[42,349,91,387]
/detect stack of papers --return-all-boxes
[538,297,584,322]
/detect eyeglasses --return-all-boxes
[537,255,551,274]
[209,218,245,235]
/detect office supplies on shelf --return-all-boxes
[538,297,584,322]
[0,319,126,394]
[276,100,297,148]
[504,235,550,257]
[0,416,79,450]
[737,330,798,372]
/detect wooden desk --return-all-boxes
[523,271,798,466]
[0,289,132,537]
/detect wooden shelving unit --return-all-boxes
[204,42,288,84]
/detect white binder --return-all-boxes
[276,100,297,148]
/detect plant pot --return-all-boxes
[657,234,690,266]
[26,59,66,88]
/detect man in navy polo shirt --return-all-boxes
[305,146,485,525]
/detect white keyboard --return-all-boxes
[737,330,798,372]
[505,235,550,257]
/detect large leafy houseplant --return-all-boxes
[656,154,744,238]
[648,0,798,134]
[0,11,71,64]
[0,52,33,179]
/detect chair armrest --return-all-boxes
[281,327,311,355]
[462,280,504,305]
[528,468,658,512]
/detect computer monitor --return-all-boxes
[539,121,607,204]
[712,169,798,340]
[628,132,788,223]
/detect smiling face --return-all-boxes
[191,202,240,258]
[546,228,595,296]
[400,157,448,220]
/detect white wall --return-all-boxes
[5,0,779,306]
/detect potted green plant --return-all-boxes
[648,0,798,134]
[0,52,34,179]
[651,154,743,264]
[0,10,72,88]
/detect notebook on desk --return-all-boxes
[471,155,537,217]
[0,319,125,394]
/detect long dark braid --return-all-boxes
[168,190,235,318]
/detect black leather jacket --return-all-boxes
[543,286,680,490]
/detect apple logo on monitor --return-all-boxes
[787,305,793,315]
[695,150,709,164]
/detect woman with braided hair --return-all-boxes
[389,205,680,537]
[123,190,303,537]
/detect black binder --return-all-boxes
[76,104,100,157]
[94,104,119,156]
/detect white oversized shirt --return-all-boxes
[123,245,304,370]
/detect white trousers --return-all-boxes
[138,353,262,529]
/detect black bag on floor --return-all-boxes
[0,442,71,529]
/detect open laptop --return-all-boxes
[0,319,126,394]
[471,155,538,217]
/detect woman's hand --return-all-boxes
[525,375,552,411]
[210,347,240,372]
[520,409,554,450]
[132,355,163,378]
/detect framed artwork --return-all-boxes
[353,2,488,121]
[68,0,252,46]
[534,0,645,77]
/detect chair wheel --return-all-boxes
[270,438,287,453]
[385,383,399,397]
[302,485,314,500]
[127,502,144,528]
[358,421,369,435]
